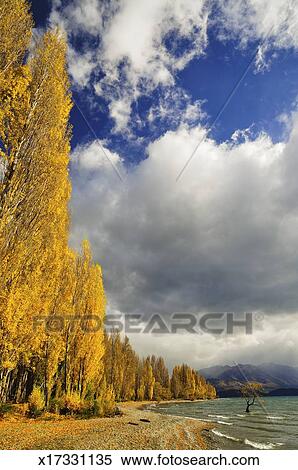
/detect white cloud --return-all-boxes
[217,0,298,59]
[50,0,209,132]
[108,95,132,134]
[70,114,298,367]
[100,0,208,84]
[70,114,298,365]
[97,0,209,131]
[147,88,205,129]
[71,140,122,171]
[50,0,104,36]
[254,43,271,72]
[67,47,95,88]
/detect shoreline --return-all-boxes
[0,400,216,450]
[118,400,217,450]
[125,398,208,410]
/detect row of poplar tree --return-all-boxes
[0,0,216,413]
[104,334,216,402]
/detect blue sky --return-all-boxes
[32,0,298,163]
[30,1,298,367]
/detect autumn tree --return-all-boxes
[65,242,106,399]
[104,332,139,401]
[151,356,171,400]
[104,332,125,401]
[103,334,216,404]
[171,364,216,400]
[0,0,32,75]
[142,357,155,400]
[121,337,138,400]
[0,28,72,402]
[240,382,263,413]
[0,1,107,410]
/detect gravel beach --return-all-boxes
[0,401,215,450]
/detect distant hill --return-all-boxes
[199,363,298,397]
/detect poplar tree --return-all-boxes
[0,0,32,75]
[0,1,106,406]
[0,29,72,401]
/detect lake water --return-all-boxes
[151,397,298,450]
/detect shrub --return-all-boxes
[28,387,45,417]
[103,385,117,416]
[49,393,94,417]
[61,392,82,415]
[12,403,29,416]
[48,398,61,414]
[94,382,116,417]
[0,403,13,418]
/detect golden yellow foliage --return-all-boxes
[0,31,72,379]
[28,387,45,417]
[0,2,107,409]
[104,334,216,403]
[171,364,216,400]
[0,0,32,74]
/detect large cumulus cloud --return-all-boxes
[69,116,298,365]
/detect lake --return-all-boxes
[151,396,298,450]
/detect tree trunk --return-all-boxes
[44,342,49,406]
[245,397,255,412]
[63,326,70,394]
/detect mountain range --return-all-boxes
[199,363,298,397]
